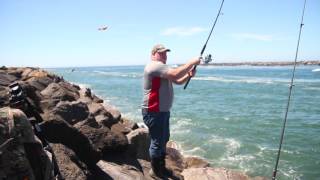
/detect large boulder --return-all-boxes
[27,76,53,91]
[121,117,139,131]
[111,122,131,135]
[51,144,90,180]
[41,83,79,101]
[97,160,145,180]
[184,156,210,169]
[0,72,18,86]
[103,103,121,121]
[76,124,128,155]
[126,128,150,161]
[181,167,251,180]
[88,103,118,128]
[40,117,101,167]
[51,101,89,125]
[165,146,185,173]
[0,86,9,107]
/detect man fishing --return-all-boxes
[142,44,200,179]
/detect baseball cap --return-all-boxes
[151,44,171,55]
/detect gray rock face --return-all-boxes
[52,101,89,125]
[182,167,250,180]
[97,160,145,180]
[41,83,79,101]
[51,144,90,180]
[77,124,128,155]
[0,72,18,86]
[111,122,131,135]
[184,156,210,169]
[126,128,150,161]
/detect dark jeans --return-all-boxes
[142,111,170,159]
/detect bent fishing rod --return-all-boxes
[184,0,225,89]
[272,0,307,179]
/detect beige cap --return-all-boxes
[151,44,171,55]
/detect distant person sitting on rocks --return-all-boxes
[0,107,54,180]
[142,44,200,179]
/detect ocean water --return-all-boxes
[48,65,320,180]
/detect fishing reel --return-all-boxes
[202,54,213,64]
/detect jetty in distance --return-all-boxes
[200,60,320,66]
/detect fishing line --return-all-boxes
[184,0,225,89]
[272,0,307,179]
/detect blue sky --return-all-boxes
[1,0,319,67]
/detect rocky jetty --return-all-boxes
[202,60,320,66]
[0,66,267,180]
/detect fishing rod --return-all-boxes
[184,0,225,89]
[272,0,307,179]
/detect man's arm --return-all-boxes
[164,57,200,81]
[172,69,196,85]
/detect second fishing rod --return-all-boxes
[184,0,225,90]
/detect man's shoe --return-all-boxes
[150,157,164,179]
[159,156,184,180]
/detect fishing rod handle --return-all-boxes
[183,65,197,89]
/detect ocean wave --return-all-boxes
[69,81,91,89]
[183,147,206,154]
[208,135,241,155]
[193,75,320,84]
[93,70,141,78]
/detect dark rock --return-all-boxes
[0,72,18,86]
[40,99,60,113]
[27,76,53,91]
[104,103,121,121]
[74,114,101,129]
[111,122,131,135]
[52,101,89,125]
[0,66,7,70]
[41,118,101,167]
[77,125,128,155]
[7,69,23,79]
[59,81,80,94]
[92,94,103,103]
[184,156,210,169]
[0,86,9,107]
[41,83,79,101]
[121,118,139,131]
[126,128,150,161]
[165,147,185,173]
[88,103,107,116]
[95,114,117,128]
[97,160,145,180]
[51,144,90,180]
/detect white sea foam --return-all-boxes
[209,135,241,155]
[223,117,230,121]
[93,70,141,78]
[183,147,206,154]
[70,81,91,89]
[193,75,320,84]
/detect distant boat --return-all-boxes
[312,68,320,72]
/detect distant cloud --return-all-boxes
[161,27,206,36]
[231,33,274,41]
